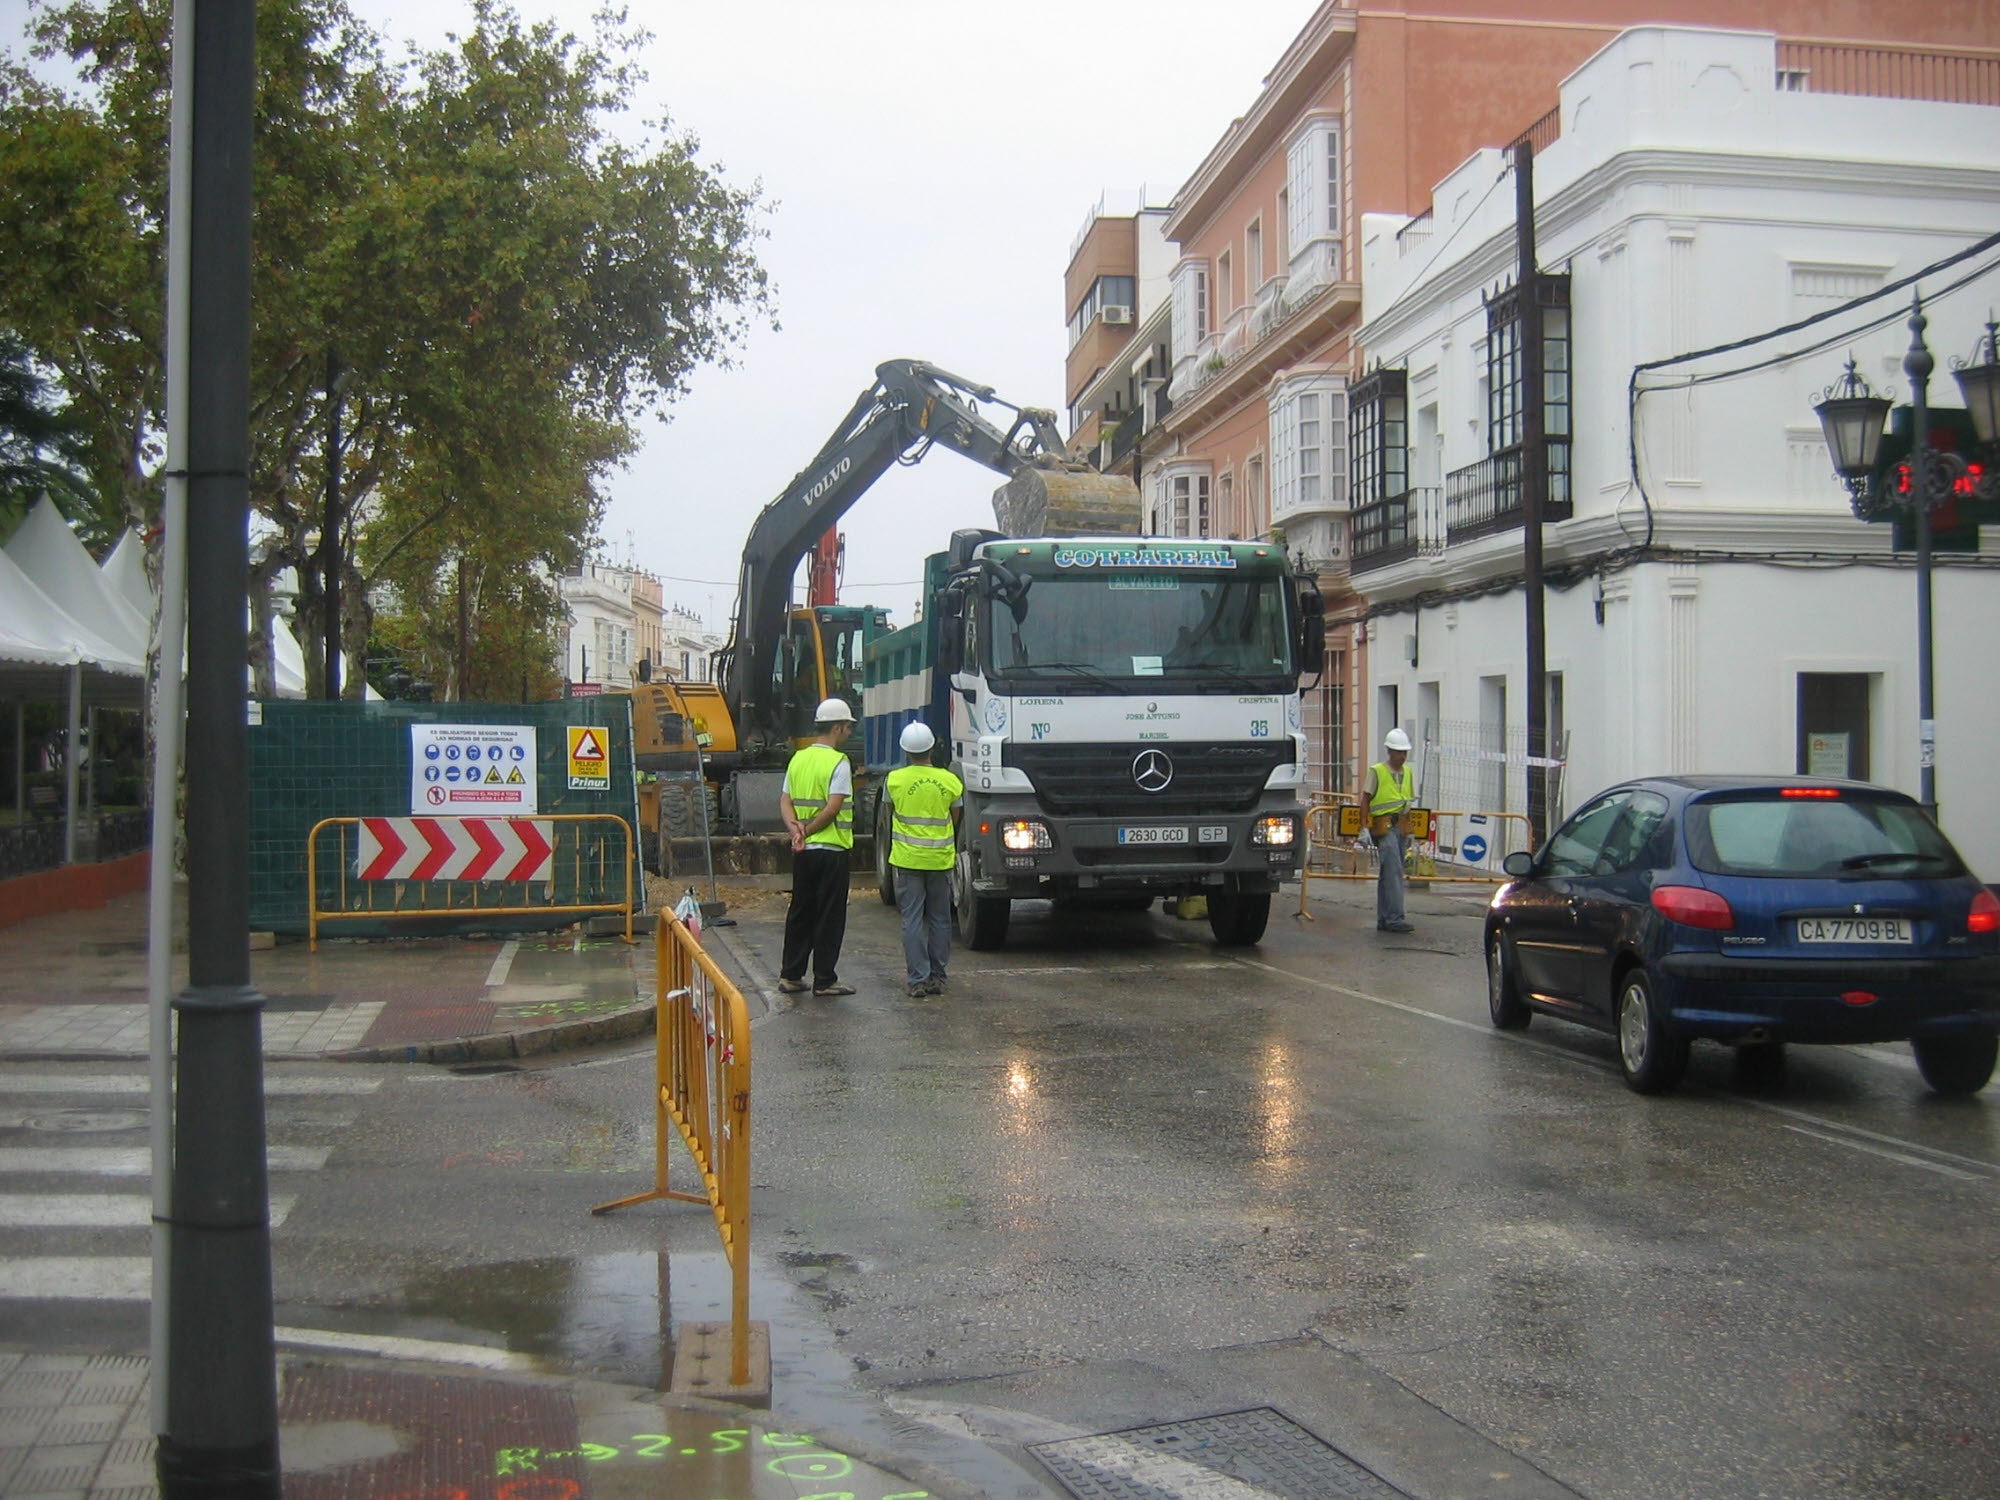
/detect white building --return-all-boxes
[1353,26,2000,869]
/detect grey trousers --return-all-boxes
[894,866,953,986]
[1376,824,1410,925]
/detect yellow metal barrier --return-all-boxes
[1298,799,1536,915]
[593,912,756,1389]
[306,813,638,951]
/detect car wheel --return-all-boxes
[1616,969,1689,1094]
[1486,932,1531,1031]
[1911,1034,1998,1096]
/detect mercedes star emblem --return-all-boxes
[1132,749,1174,793]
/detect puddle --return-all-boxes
[379,1250,1055,1499]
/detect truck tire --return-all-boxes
[1207,891,1270,946]
[659,781,719,840]
[875,802,897,907]
[952,854,1010,949]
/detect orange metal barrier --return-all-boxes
[592,912,755,1388]
[305,813,637,951]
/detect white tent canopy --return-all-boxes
[7,497,150,665]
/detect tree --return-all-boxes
[0,0,771,695]
[0,330,99,543]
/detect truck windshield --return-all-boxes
[986,570,1293,686]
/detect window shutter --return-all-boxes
[1287,135,1314,252]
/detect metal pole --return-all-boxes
[1513,141,1549,841]
[157,0,279,1492]
[323,351,341,700]
[1903,296,1937,820]
[64,665,81,864]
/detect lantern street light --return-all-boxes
[1815,297,2000,821]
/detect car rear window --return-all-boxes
[1686,792,1964,878]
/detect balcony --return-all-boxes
[1350,486,1445,574]
[1444,441,1572,543]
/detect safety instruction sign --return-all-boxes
[567,724,611,791]
[410,724,538,815]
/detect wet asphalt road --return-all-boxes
[20,878,1995,1499]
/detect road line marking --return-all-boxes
[0,1071,382,1097]
[1779,1124,1980,1180]
[1237,958,2000,1178]
[0,1193,297,1227]
[485,938,520,989]
[274,1326,540,1371]
[1234,957,1493,1036]
[0,1145,331,1175]
[0,1256,150,1300]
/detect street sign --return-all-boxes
[409,724,537,815]
[356,817,553,881]
[567,725,611,791]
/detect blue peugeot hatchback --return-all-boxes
[1484,776,2000,1095]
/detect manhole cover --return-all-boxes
[1030,1408,1407,1500]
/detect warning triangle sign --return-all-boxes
[572,728,606,762]
[507,767,526,784]
[485,764,504,783]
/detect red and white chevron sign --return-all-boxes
[355,817,554,882]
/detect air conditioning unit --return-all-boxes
[1101,305,1133,326]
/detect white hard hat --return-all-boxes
[815,697,855,724]
[899,721,936,755]
[1384,728,1412,752]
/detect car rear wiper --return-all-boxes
[1837,851,1954,871]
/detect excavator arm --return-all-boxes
[713,358,1118,757]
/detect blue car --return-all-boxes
[1484,776,2000,1095]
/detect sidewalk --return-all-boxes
[0,1342,956,1500]
[0,885,668,1065]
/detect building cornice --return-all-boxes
[1165,7,1357,242]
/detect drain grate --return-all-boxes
[1030,1407,1408,1500]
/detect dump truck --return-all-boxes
[630,359,1141,866]
[860,528,1326,948]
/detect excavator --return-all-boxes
[631,358,1138,861]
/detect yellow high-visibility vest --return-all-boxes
[1368,761,1415,818]
[786,743,853,851]
[885,764,963,870]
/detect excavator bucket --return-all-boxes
[993,465,1144,538]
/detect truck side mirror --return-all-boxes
[934,588,964,674]
[1297,585,1326,664]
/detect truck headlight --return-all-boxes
[1251,816,1297,847]
[1000,820,1053,851]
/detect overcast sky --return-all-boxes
[318,0,1315,636]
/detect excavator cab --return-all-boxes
[772,604,886,746]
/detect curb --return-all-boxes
[325,998,656,1065]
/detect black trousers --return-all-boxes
[781,847,849,987]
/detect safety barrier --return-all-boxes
[593,911,755,1388]
[1297,798,1536,916]
[305,813,638,951]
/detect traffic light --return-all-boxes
[1873,404,1990,550]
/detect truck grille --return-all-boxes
[1002,742,1293,816]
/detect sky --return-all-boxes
[311,0,1319,637]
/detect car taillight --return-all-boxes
[1970,889,2000,936]
[1651,884,1734,930]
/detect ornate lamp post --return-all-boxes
[1815,298,2000,820]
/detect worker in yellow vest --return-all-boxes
[885,721,963,998]
[1361,727,1417,934]
[778,698,857,996]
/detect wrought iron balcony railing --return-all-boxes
[1444,441,1572,542]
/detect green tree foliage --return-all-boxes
[0,330,100,543]
[0,0,770,697]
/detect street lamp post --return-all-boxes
[1814,296,2000,823]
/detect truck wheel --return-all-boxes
[1207,891,1269,946]
[660,782,719,839]
[875,803,897,907]
[952,854,1010,949]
